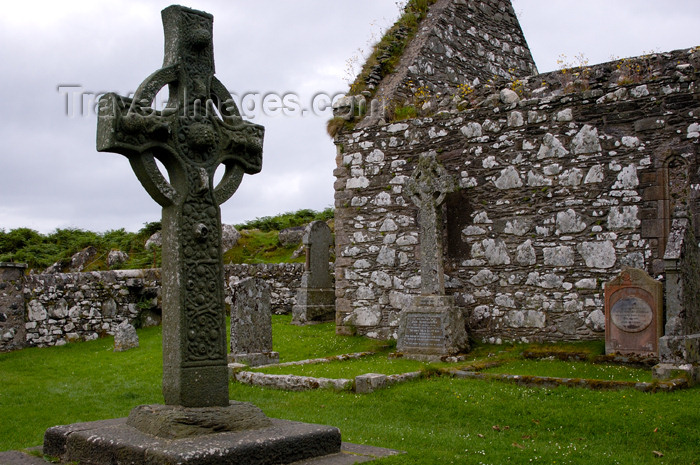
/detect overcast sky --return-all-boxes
[1,1,699,234]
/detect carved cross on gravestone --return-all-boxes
[405,152,455,296]
[97,5,263,407]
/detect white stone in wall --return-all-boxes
[28,300,47,321]
[346,176,370,189]
[620,252,645,269]
[371,271,393,288]
[482,239,511,265]
[396,235,418,246]
[373,192,391,206]
[356,286,375,300]
[631,85,649,98]
[379,218,398,232]
[575,278,597,289]
[351,197,368,207]
[473,211,493,224]
[461,122,482,138]
[389,291,412,309]
[495,294,516,308]
[483,119,502,133]
[343,152,362,166]
[543,246,574,266]
[391,159,406,170]
[463,225,487,236]
[508,111,524,127]
[543,164,561,176]
[607,206,640,230]
[353,260,372,269]
[386,123,409,133]
[612,165,639,189]
[584,165,605,184]
[556,108,573,122]
[366,149,385,164]
[342,246,362,257]
[539,273,564,289]
[687,123,700,138]
[621,136,640,148]
[398,252,409,266]
[504,218,530,236]
[516,240,537,266]
[404,276,421,289]
[585,309,605,332]
[352,307,381,326]
[390,175,409,185]
[571,125,602,154]
[527,170,551,187]
[500,88,520,104]
[396,215,413,226]
[494,166,523,189]
[537,134,569,159]
[470,269,497,287]
[559,168,583,186]
[482,156,499,168]
[556,209,586,234]
[377,246,396,266]
[577,241,616,269]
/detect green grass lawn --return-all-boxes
[1,317,698,464]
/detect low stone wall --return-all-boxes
[0,262,320,351]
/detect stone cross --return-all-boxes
[405,152,455,295]
[97,6,263,407]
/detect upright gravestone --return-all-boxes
[41,6,354,464]
[396,152,469,360]
[229,277,279,366]
[291,221,336,324]
[604,268,663,357]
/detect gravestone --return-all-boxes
[41,6,361,464]
[229,277,279,366]
[604,268,663,357]
[113,321,139,352]
[291,221,336,324]
[396,152,469,360]
[0,263,28,353]
[654,209,700,383]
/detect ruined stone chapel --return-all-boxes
[330,0,700,368]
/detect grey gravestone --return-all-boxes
[229,277,279,366]
[654,210,700,383]
[604,267,663,357]
[292,221,336,324]
[42,5,347,465]
[396,152,469,360]
[113,321,139,352]
[97,5,264,408]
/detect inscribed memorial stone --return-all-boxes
[604,268,663,357]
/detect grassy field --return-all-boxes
[1,316,698,464]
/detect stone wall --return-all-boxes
[361,0,537,127]
[333,48,700,343]
[1,263,314,350]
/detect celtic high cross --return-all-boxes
[405,152,455,296]
[97,5,263,407]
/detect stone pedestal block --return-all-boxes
[397,295,469,361]
[291,285,336,324]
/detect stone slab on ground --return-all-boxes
[1,443,401,465]
[44,417,342,464]
[0,450,48,465]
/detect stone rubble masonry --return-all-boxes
[1,263,325,351]
[333,47,700,343]
[361,0,538,127]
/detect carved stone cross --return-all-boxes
[405,152,455,296]
[97,6,263,407]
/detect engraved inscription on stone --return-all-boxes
[402,314,444,349]
[611,296,653,333]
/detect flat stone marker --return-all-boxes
[397,152,469,360]
[605,268,663,357]
[229,277,279,366]
[292,221,336,324]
